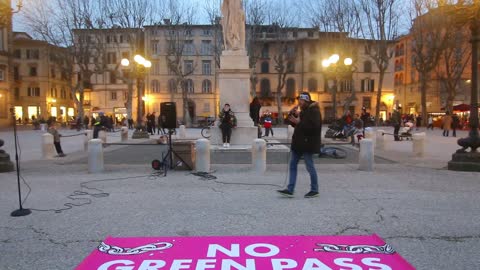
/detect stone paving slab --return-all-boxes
[1,160,480,269]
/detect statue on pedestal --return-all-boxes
[221,0,245,51]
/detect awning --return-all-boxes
[453,103,470,111]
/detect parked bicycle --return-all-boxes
[201,118,216,138]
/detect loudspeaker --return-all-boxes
[160,102,177,129]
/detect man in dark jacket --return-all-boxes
[277,92,322,198]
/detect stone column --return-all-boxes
[121,127,128,142]
[84,130,93,151]
[42,133,55,159]
[211,50,257,145]
[195,139,210,173]
[179,125,186,139]
[412,132,426,157]
[88,139,104,173]
[252,139,266,173]
[359,139,374,171]
[98,130,107,144]
[376,130,385,150]
[364,127,376,148]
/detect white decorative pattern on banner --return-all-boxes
[314,243,396,255]
[98,242,173,255]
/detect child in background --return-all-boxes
[48,122,66,157]
[263,113,274,137]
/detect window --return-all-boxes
[361,79,375,92]
[27,87,40,97]
[111,91,117,100]
[184,40,195,55]
[107,52,117,65]
[339,80,352,92]
[202,29,211,36]
[287,61,295,73]
[201,40,212,55]
[185,29,193,36]
[364,61,372,73]
[292,31,298,38]
[184,60,194,74]
[286,78,296,98]
[122,52,129,59]
[308,78,318,92]
[14,88,19,100]
[202,60,211,75]
[203,102,210,112]
[124,91,128,100]
[182,79,194,93]
[61,88,66,99]
[153,61,161,75]
[362,97,371,109]
[309,60,317,72]
[0,69,4,81]
[286,44,295,58]
[13,66,19,80]
[202,80,212,93]
[29,66,37,76]
[110,71,117,84]
[261,44,269,58]
[260,79,271,97]
[308,31,314,38]
[151,41,160,55]
[50,87,57,97]
[14,49,21,58]
[168,79,177,93]
[261,61,269,73]
[51,67,56,78]
[26,49,39,59]
[309,44,316,54]
[151,80,160,93]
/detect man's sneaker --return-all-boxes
[277,189,294,197]
[304,191,319,198]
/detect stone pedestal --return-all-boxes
[211,49,257,145]
[448,152,480,172]
[0,139,14,172]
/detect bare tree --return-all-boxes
[436,23,471,113]
[244,0,268,98]
[302,0,361,119]
[358,0,400,125]
[409,0,451,124]
[22,0,108,121]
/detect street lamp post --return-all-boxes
[121,55,151,139]
[322,54,353,120]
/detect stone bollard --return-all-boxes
[376,130,385,150]
[287,125,294,140]
[40,123,47,132]
[252,139,267,173]
[88,139,104,173]
[179,125,186,139]
[84,130,93,151]
[42,133,55,159]
[364,127,376,148]
[359,139,374,171]
[412,132,426,157]
[195,139,210,173]
[98,130,107,144]
[121,127,128,142]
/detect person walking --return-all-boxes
[452,113,459,137]
[391,107,401,141]
[219,103,236,148]
[442,112,452,137]
[277,92,321,198]
[249,97,262,138]
[48,122,66,157]
[427,115,433,130]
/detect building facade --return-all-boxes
[0,0,13,127]
[12,32,74,123]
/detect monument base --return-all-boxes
[448,152,480,172]
[210,126,258,145]
[132,130,150,139]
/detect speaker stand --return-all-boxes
[161,129,191,176]
[9,110,31,217]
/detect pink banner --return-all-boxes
[76,235,415,270]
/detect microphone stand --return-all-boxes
[10,109,31,217]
